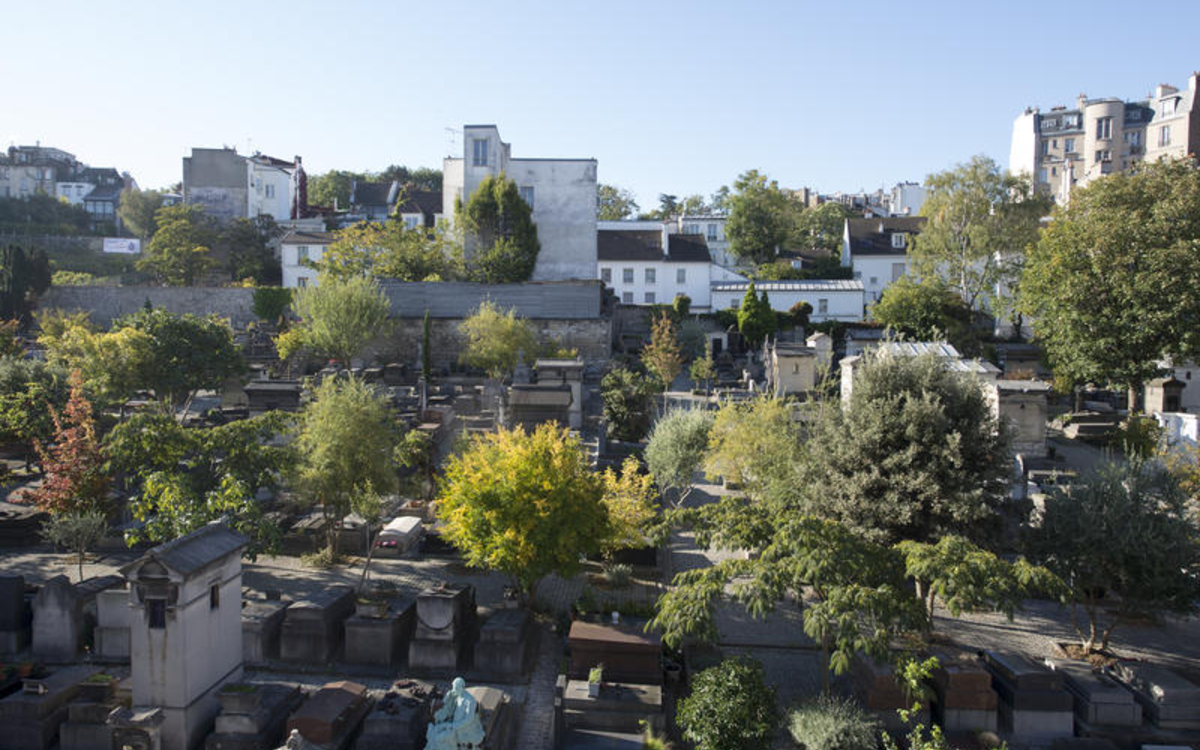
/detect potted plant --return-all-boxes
[588,664,604,697]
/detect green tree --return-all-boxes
[291,377,400,555]
[641,314,683,391]
[117,188,165,238]
[676,658,777,750]
[288,274,392,368]
[252,286,292,324]
[798,348,1010,544]
[725,170,794,265]
[0,356,69,471]
[307,170,361,209]
[437,423,610,600]
[703,396,800,499]
[395,428,436,500]
[599,457,659,559]
[1020,158,1200,410]
[0,244,52,319]
[221,216,281,284]
[736,282,776,347]
[315,220,462,282]
[792,202,854,254]
[458,301,538,379]
[689,343,716,393]
[787,696,880,750]
[41,323,156,410]
[41,510,107,582]
[600,367,656,442]
[377,165,443,192]
[597,184,639,220]
[914,155,1049,311]
[1030,461,1200,653]
[138,204,219,285]
[456,173,540,282]
[789,300,813,329]
[645,408,714,507]
[872,276,978,355]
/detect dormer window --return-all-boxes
[891,233,907,249]
[1161,99,1177,117]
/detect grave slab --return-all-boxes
[1114,662,1200,729]
[568,621,661,685]
[353,679,434,750]
[242,600,292,664]
[280,586,354,665]
[343,599,415,667]
[286,681,371,749]
[474,609,535,680]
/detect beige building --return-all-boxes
[1010,72,1199,204]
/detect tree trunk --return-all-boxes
[1127,383,1140,413]
[820,633,831,695]
[77,551,85,583]
[356,528,376,593]
[1074,386,1084,413]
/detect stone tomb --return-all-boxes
[568,621,661,685]
[1050,660,1142,728]
[60,674,121,750]
[931,656,999,733]
[31,575,124,663]
[244,381,302,413]
[1114,661,1200,730]
[279,586,355,664]
[505,384,572,430]
[286,681,372,750]
[373,517,423,558]
[0,665,95,750]
[206,683,305,750]
[562,679,662,734]
[408,584,477,671]
[108,706,165,750]
[466,685,517,750]
[985,650,1074,740]
[353,679,434,750]
[474,609,536,681]
[0,574,30,655]
[854,657,930,731]
[242,599,293,664]
[94,585,131,661]
[343,598,416,667]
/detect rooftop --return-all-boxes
[121,522,247,577]
[711,279,864,292]
[281,230,336,245]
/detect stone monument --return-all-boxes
[425,678,484,750]
[408,584,476,671]
[30,576,82,662]
[0,574,30,655]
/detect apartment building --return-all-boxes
[1010,72,1199,203]
[596,221,744,309]
[183,147,304,223]
[443,124,597,281]
[840,216,925,303]
[0,145,79,198]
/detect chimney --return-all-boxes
[1077,93,1087,109]
[1155,83,1178,99]
[1189,73,1198,92]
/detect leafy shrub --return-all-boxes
[677,657,777,750]
[252,286,293,323]
[602,562,633,588]
[787,696,879,750]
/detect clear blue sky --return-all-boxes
[5,0,1197,209]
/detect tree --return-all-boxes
[792,202,854,254]
[599,457,659,559]
[307,169,360,209]
[436,423,609,600]
[789,300,813,329]
[703,397,799,499]
[315,221,462,282]
[0,356,69,471]
[252,286,292,324]
[642,314,683,391]
[872,276,978,355]
[41,510,107,582]
[710,185,732,215]
[690,343,716,393]
[458,301,538,379]
[597,184,639,220]
[377,165,443,192]
[672,294,691,318]
[456,173,540,283]
[725,170,793,265]
[291,377,399,555]
[0,245,52,319]
[736,282,776,347]
[914,155,1049,311]
[679,194,710,216]
[117,189,165,238]
[138,204,219,286]
[288,274,392,368]
[798,349,1010,545]
[600,367,656,442]
[676,658,777,750]
[1030,461,1200,653]
[27,373,109,515]
[395,429,436,500]
[645,408,714,507]
[221,216,281,284]
[42,323,156,409]
[1020,159,1200,410]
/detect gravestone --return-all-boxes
[930,651,998,733]
[206,683,304,750]
[286,681,372,748]
[31,576,82,662]
[242,599,292,664]
[408,584,477,671]
[505,384,572,430]
[0,574,30,655]
[94,586,131,661]
[279,586,355,665]
[108,706,165,750]
[465,685,516,750]
[344,598,415,667]
[1050,660,1142,727]
[474,609,535,681]
[244,381,302,413]
[568,621,661,685]
[562,679,662,734]
[60,675,120,750]
[985,650,1074,740]
[0,665,95,750]
[1114,661,1200,729]
[354,679,434,750]
[855,657,930,731]
[535,358,584,429]
[373,517,423,558]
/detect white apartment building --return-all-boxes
[669,215,740,268]
[247,153,299,222]
[597,221,744,309]
[280,230,335,288]
[184,147,303,223]
[1010,72,1199,204]
[889,182,927,216]
[710,279,864,322]
[443,124,597,281]
[840,216,924,303]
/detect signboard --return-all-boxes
[103,238,141,254]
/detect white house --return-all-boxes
[247,153,300,222]
[710,279,865,322]
[597,221,745,309]
[841,216,925,302]
[443,124,597,281]
[280,230,335,288]
[669,215,739,268]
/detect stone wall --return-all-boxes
[388,316,612,371]
[39,286,257,328]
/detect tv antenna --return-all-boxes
[444,127,461,154]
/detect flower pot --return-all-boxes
[588,682,600,698]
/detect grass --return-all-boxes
[787,695,880,750]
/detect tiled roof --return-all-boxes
[846,216,926,256]
[667,234,711,263]
[281,230,336,245]
[711,279,864,292]
[351,180,397,207]
[394,190,442,223]
[598,230,663,261]
[121,522,246,577]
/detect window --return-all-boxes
[1037,168,1048,183]
[621,292,633,304]
[869,276,878,286]
[1124,130,1142,146]
[1040,140,1049,156]
[1094,150,1110,164]
[683,223,699,234]
[645,268,656,284]
[1161,99,1177,117]
[209,584,220,610]
[622,268,634,284]
[148,599,166,629]
[519,186,534,209]
[1064,138,1076,153]
[1127,108,1141,121]
[404,215,420,229]
[1051,167,1058,176]
[818,299,828,314]
[707,224,718,240]
[472,138,488,167]
[1159,126,1172,147]
[297,276,309,288]
[853,271,862,280]
[676,268,686,284]
[891,233,906,249]
[1096,117,1112,139]
[265,184,275,199]
[644,292,656,304]
[891,262,905,281]
[297,246,309,263]
[601,267,612,284]
[1052,139,1058,148]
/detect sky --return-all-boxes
[4,0,1198,210]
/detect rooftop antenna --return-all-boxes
[444,127,461,155]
